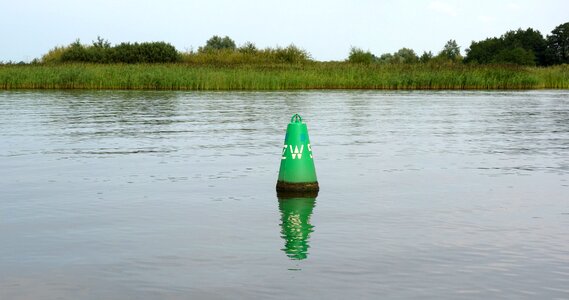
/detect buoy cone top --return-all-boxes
[276,114,319,192]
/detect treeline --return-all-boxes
[465,24,568,66]
[40,35,311,65]
[7,21,568,66]
[349,22,569,66]
[348,39,462,64]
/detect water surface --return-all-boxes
[1,90,568,299]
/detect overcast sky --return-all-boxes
[1,0,567,62]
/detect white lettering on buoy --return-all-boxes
[290,144,304,159]
[282,144,313,160]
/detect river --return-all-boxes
[1,90,568,299]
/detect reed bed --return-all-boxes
[1,63,568,90]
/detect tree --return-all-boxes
[501,28,546,65]
[419,51,433,63]
[546,22,569,64]
[465,37,503,64]
[238,41,258,54]
[60,39,89,62]
[90,36,112,63]
[465,28,547,66]
[274,45,311,63]
[199,35,237,52]
[347,47,376,64]
[438,39,462,61]
[495,47,536,66]
[377,53,393,64]
[92,36,111,49]
[392,48,419,64]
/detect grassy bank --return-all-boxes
[1,62,568,90]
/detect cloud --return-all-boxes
[429,1,458,17]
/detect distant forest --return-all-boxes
[4,22,568,66]
[348,21,569,66]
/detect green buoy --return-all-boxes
[276,114,319,193]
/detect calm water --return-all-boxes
[1,90,568,299]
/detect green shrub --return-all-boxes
[198,35,237,52]
[41,45,69,64]
[348,47,376,64]
[52,39,180,64]
[60,40,90,63]
[273,45,311,63]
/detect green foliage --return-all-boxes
[272,45,311,63]
[43,38,180,64]
[347,47,376,64]
[30,22,569,70]
[392,48,419,64]
[180,44,311,65]
[111,42,180,63]
[420,51,433,63]
[464,37,502,64]
[376,53,392,64]
[238,42,258,54]
[2,63,567,90]
[494,47,536,66]
[87,37,113,63]
[199,35,237,52]
[40,35,311,66]
[375,48,419,64]
[181,36,311,65]
[42,45,71,64]
[503,28,546,64]
[60,39,90,62]
[181,49,252,65]
[438,39,462,62]
[546,22,569,64]
[92,36,111,49]
[353,47,421,65]
[465,28,546,66]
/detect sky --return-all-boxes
[1,0,567,62]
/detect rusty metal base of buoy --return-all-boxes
[277,190,319,199]
[276,181,319,193]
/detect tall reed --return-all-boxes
[1,63,567,90]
